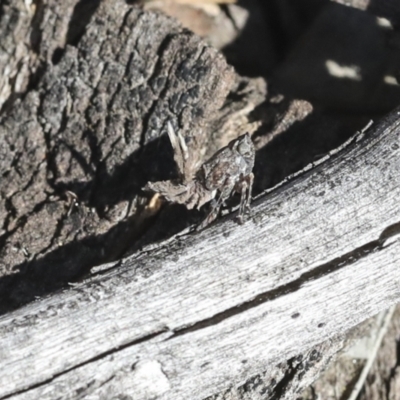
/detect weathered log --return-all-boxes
[0,0,268,312]
[0,1,319,399]
[1,99,400,399]
[2,1,400,399]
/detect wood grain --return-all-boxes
[1,107,400,399]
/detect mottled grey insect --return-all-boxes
[144,122,255,229]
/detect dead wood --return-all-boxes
[357,306,400,400]
[1,84,400,399]
[0,0,269,312]
[1,1,400,400]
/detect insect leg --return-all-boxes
[237,173,254,223]
[196,196,222,231]
[245,172,254,209]
[197,179,234,230]
[238,183,247,223]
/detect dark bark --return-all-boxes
[1,1,399,400]
[0,0,246,310]
[0,0,328,314]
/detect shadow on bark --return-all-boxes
[0,134,201,315]
[0,109,361,315]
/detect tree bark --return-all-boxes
[1,1,400,400]
[0,0,268,309]
[2,90,400,400]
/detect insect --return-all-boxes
[144,122,255,229]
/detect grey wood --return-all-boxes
[0,2,313,398]
[0,0,270,310]
[1,108,400,399]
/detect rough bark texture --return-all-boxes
[2,104,400,399]
[2,0,340,316]
[0,0,269,312]
[1,1,400,399]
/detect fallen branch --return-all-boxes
[1,105,400,399]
